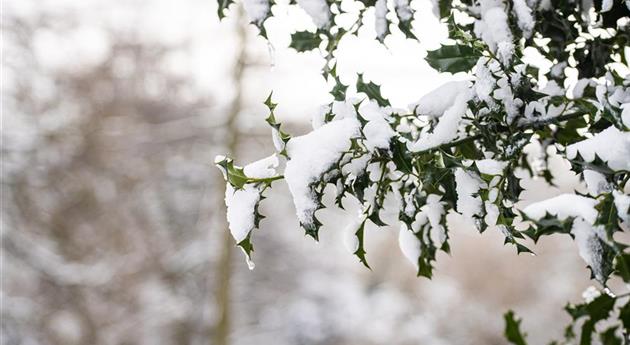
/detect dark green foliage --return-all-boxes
[356,74,390,107]
[504,311,528,345]
[289,31,322,52]
[215,1,630,343]
[425,44,481,73]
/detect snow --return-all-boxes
[411,81,470,117]
[394,0,413,21]
[608,87,630,107]
[399,224,421,270]
[297,0,331,28]
[484,201,499,226]
[474,58,496,105]
[550,62,567,79]
[332,100,357,120]
[244,154,280,178]
[455,168,483,219]
[541,80,564,97]
[411,208,427,231]
[408,89,472,152]
[602,0,613,12]
[475,159,507,175]
[224,155,279,243]
[512,0,534,38]
[422,194,446,246]
[341,154,371,181]
[522,194,598,224]
[285,118,361,227]
[566,126,630,171]
[312,104,330,129]
[225,185,261,243]
[581,286,601,303]
[272,127,285,152]
[343,218,361,254]
[572,79,591,99]
[474,5,514,65]
[493,76,522,124]
[571,218,608,283]
[621,103,630,128]
[613,190,630,223]
[360,101,395,151]
[242,0,270,24]
[375,0,388,40]
[582,170,609,196]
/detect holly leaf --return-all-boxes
[522,212,575,243]
[425,44,481,73]
[614,253,630,283]
[438,0,453,18]
[353,220,371,269]
[595,193,619,234]
[566,293,615,322]
[599,326,622,345]
[391,139,414,174]
[264,93,291,156]
[504,310,528,345]
[290,31,322,52]
[357,74,391,107]
[217,0,234,19]
[619,299,630,330]
[215,156,249,189]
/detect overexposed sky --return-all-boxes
[6,0,464,126]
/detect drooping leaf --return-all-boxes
[504,310,528,345]
[353,220,371,269]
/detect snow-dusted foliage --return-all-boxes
[216,0,630,343]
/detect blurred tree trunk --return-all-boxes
[213,6,247,345]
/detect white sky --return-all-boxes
[6,0,466,126]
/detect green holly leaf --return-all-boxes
[425,44,481,73]
[555,116,588,146]
[521,212,575,243]
[353,219,371,269]
[599,326,622,345]
[504,310,528,345]
[391,140,414,174]
[614,253,630,282]
[237,234,254,261]
[217,0,234,19]
[289,31,322,52]
[566,293,615,322]
[619,299,630,330]
[565,293,616,345]
[215,156,249,189]
[595,193,619,234]
[264,93,291,156]
[328,64,348,101]
[356,74,391,107]
[438,0,453,18]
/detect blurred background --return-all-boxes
[1,0,600,344]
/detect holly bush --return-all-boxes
[215,0,630,342]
